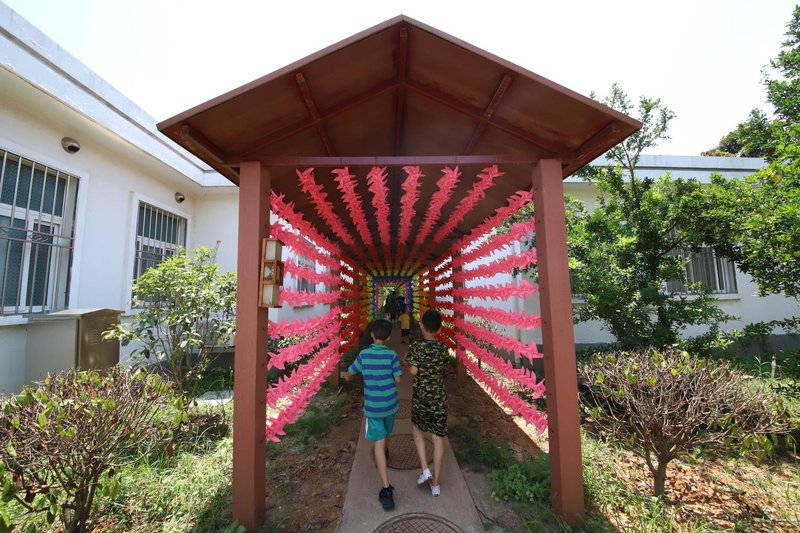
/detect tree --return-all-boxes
[697,6,800,302]
[701,109,778,159]
[104,247,237,398]
[580,347,791,497]
[508,84,731,349]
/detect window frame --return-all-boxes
[666,246,738,296]
[0,149,78,316]
[126,196,190,309]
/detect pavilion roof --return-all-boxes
[158,15,640,271]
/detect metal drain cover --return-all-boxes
[374,513,464,533]
[396,399,411,418]
[373,433,433,470]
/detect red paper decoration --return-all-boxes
[366,167,392,268]
[271,192,340,256]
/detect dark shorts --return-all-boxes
[411,397,448,437]
[401,329,410,337]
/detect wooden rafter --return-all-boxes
[405,79,565,156]
[229,79,399,161]
[394,25,408,157]
[295,72,336,156]
[463,73,514,153]
[391,26,409,273]
[561,122,621,176]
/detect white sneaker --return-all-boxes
[417,468,432,485]
[430,484,441,497]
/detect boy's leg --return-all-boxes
[431,435,444,486]
[411,424,430,472]
[374,438,390,488]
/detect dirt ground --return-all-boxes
[265,367,799,532]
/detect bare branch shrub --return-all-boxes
[579,347,792,497]
[0,366,180,532]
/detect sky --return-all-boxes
[4,0,797,156]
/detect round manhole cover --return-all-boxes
[373,433,433,470]
[374,513,464,533]
[396,399,411,418]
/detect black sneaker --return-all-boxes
[379,485,395,510]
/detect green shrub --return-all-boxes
[104,247,236,399]
[579,347,793,497]
[0,367,180,533]
[489,453,550,504]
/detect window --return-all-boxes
[296,253,316,294]
[666,247,737,295]
[133,202,186,280]
[0,149,79,315]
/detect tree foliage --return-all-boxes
[701,109,778,159]
[507,85,731,349]
[0,367,180,532]
[580,348,792,497]
[104,247,237,398]
[696,6,800,302]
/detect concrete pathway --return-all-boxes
[338,334,485,532]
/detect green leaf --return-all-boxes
[0,509,10,533]
[5,443,16,458]
[107,476,120,499]
[37,410,48,428]
[595,371,605,384]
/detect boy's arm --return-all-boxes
[392,353,403,383]
[346,354,362,381]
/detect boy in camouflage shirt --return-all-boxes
[406,309,449,497]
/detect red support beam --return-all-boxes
[531,159,584,526]
[244,154,541,167]
[232,161,270,531]
[394,26,408,156]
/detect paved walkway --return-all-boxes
[338,335,485,532]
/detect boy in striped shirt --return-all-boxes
[346,319,403,510]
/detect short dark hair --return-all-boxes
[421,310,442,333]
[371,319,393,341]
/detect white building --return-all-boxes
[0,3,796,393]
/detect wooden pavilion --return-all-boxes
[158,15,640,530]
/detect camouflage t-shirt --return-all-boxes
[406,338,449,436]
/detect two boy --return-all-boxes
[347,310,449,510]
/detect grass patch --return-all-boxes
[268,384,346,459]
[450,417,515,470]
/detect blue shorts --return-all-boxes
[365,415,396,441]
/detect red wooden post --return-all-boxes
[532,159,585,525]
[232,161,270,530]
